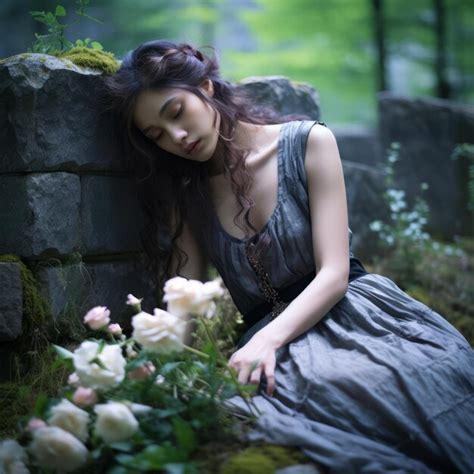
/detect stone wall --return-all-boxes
[0,54,472,363]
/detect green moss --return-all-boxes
[57,47,119,74]
[0,254,50,329]
[219,444,309,474]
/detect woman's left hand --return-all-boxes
[228,332,278,396]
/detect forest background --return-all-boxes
[1,0,473,126]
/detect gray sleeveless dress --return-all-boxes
[207,120,474,473]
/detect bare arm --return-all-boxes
[258,123,350,348]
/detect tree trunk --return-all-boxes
[434,0,451,98]
[371,0,388,92]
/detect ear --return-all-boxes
[199,79,214,97]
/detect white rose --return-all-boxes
[94,402,138,443]
[48,399,90,442]
[202,279,225,299]
[0,440,28,474]
[132,309,185,354]
[73,341,126,390]
[83,306,111,330]
[163,276,222,318]
[29,426,88,472]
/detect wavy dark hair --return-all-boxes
[103,39,308,299]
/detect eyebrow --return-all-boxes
[142,96,178,135]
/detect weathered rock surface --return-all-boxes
[80,176,144,254]
[0,172,81,258]
[332,125,382,167]
[36,257,156,330]
[342,161,388,260]
[0,262,23,341]
[378,92,474,238]
[237,76,321,120]
[0,53,122,172]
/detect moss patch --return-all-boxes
[58,47,119,74]
[218,444,309,474]
[0,254,50,330]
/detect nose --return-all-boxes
[168,126,187,145]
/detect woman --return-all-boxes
[104,40,473,473]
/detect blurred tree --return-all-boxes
[371,0,389,92]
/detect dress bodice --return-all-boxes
[207,120,362,320]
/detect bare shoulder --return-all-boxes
[306,123,338,158]
[304,123,343,187]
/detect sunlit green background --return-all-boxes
[1,0,473,126]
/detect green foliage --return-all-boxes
[369,143,439,287]
[451,143,474,212]
[367,145,473,345]
[29,0,105,56]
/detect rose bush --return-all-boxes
[0,277,255,473]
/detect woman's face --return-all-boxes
[133,81,220,162]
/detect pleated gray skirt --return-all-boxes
[225,273,474,474]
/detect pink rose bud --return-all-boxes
[27,418,47,431]
[73,387,98,407]
[68,372,80,386]
[107,323,122,336]
[83,306,111,330]
[128,362,156,381]
[126,294,143,306]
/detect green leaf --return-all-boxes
[53,344,74,360]
[34,393,49,418]
[55,5,66,17]
[91,41,103,51]
[171,417,197,455]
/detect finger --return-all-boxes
[264,367,276,396]
[249,367,262,386]
[238,366,251,385]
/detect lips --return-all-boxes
[186,140,200,154]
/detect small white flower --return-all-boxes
[155,374,165,385]
[73,341,126,390]
[420,182,429,190]
[29,426,88,472]
[94,402,138,444]
[369,221,382,232]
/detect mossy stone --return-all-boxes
[58,47,119,75]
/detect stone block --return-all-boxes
[333,125,382,167]
[237,76,321,120]
[378,92,474,238]
[0,173,81,258]
[0,262,23,341]
[80,176,144,254]
[0,53,123,173]
[36,257,157,331]
[342,161,388,261]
